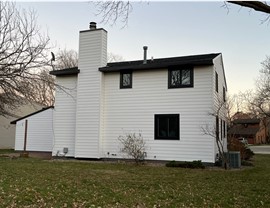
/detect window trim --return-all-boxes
[168,67,194,89]
[120,71,132,89]
[154,114,180,140]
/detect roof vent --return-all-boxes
[89,22,97,30]
[143,46,148,64]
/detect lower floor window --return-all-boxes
[155,114,180,140]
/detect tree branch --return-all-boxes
[228,1,270,14]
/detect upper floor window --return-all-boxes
[168,67,193,88]
[120,71,132,89]
[215,72,218,93]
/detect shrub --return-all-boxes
[241,160,254,166]
[227,137,254,160]
[166,160,205,169]
[118,132,146,164]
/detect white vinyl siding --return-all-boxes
[102,66,216,163]
[213,54,228,155]
[15,108,53,152]
[53,76,77,157]
[75,29,107,158]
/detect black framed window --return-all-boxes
[120,71,132,89]
[155,114,180,140]
[215,72,219,93]
[216,116,219,139]
[168,67,193,88]
[221,119,223,139]
[223,120,226,138]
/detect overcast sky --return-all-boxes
[18,1,270,95]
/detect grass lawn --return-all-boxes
[0,155,269,208]
[0,149,15,154]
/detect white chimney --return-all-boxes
[75,22,107,158]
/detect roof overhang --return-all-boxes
[50,67,80,76]
[99,53,220,73]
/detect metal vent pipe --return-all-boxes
[89,22,97,30]
[143,46,148,64]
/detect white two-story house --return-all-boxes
[50,22,227,163]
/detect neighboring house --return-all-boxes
[49,22,228,163]
[0,102,43,149]
[228,118,268,144]
[231,112,253,121]
[10,106,54,152]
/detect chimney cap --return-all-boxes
[143,46,148,50]
[89,22,97,30]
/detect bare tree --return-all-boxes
[225,94,238,127]
[54,49,78,69]
[239,57,270,119]
[228,1,270,14]
[202,98,229,169]
[0,2,50,116]
[225,1,270,24]
[107,52,124,63]
[21,70,55,106]
[29,49,80,106]
[94,1,270,27]
[94,1,132,27]
[235,57,270,143]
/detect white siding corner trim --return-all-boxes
[75,29,107,158]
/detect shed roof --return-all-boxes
[99,53,220,72]
[10,106,54,124]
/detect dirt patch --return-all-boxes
[0,151,52,160]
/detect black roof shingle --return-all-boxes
[50,67,80,76]
[99,53,220,72]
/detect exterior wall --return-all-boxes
[102,66,216,163]
[53,76,77,156]
[75,29,107,158]
[0,103,42,149]
[15,108,53,152]
[0,115,16,149]
[213,54,228,156]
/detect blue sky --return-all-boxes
[18,1,270,95]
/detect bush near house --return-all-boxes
[228,137,254,160]
[166,160,205,169]
[118,132,146,164]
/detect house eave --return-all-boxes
[99,53,220,73]
[50,67,80,76]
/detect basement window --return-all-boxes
[155,114,180,140]
[120,71,132,89]
[168,67,193,88]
